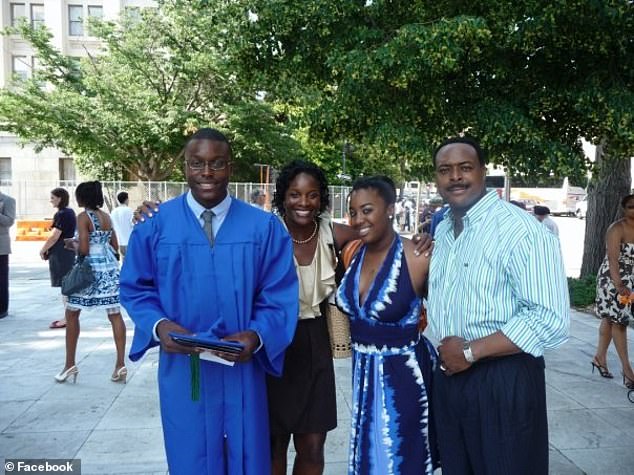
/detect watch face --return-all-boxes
[463,343,475,363]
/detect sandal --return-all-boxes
[591,358,613,379]
[49,319,67,329]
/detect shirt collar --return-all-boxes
[186,191,232,220]
[444,190,500,226]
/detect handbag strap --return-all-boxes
[341,239,363,269]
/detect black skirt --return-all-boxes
[48,246,75,287]
[267,316,337,435]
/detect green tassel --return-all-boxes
[190,353,200,401]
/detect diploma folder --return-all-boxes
[169,333,244,354]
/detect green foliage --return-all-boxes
[0,2,301,180]
[228,0,634,181]
[2,0,632,188]
[568,275,597,308]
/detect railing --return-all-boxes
[0,181,353,220]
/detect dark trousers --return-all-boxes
[433,353,548,475]
[0,254,8,314]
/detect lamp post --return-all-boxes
[337,141,352,182]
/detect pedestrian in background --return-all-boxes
[593,194,634,389]
[0,190,16,319]
[55,181,126,385]
[250,188,267,209]
[40,188,75,329]
[534,205,559,237]
[110,191,134,259]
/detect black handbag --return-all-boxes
[61,256,95,296]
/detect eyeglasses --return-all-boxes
[186,159,230,171]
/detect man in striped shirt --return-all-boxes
[427,137,569,475]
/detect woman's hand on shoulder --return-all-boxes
[133,200,161,224]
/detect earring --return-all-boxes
[389,215,393,219]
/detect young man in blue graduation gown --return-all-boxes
[120,128,299,475]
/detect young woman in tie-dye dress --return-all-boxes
[337,176,439,475]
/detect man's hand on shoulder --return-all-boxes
[157,319,197,354]
[411,232,433,257]
[133,200,161,224]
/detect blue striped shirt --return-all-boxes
[427,191,569,357]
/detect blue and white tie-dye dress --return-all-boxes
[337,236,439,475]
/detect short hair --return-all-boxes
[621,194,634,208]
[433,137,486,167]
[510,200,526,210]
[75,181,104,210]
[117,191,129,204]
[185,127,233,157]
[273,160,330,215]
[350,175,397,206]
[251,189,263,202]
[533,205,550,216]
[51,187,70,209]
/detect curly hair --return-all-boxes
[273,160,330,215]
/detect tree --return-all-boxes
[580,146,631,277]
[0,1,300,181]
[226,0,633,273]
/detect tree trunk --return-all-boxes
[579,143,631,277]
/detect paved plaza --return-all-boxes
[1,240,634,474]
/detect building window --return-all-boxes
[68,4,83,36]
[11,55,30,81]
[59,158,76,183]
[124,7,141,23]
[10,3,26,27]
[86,5,103,35]
[30,4,45,29]
[68,4,104,37]
[0,158,11,185]
[87,5,103,20]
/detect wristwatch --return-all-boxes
[463,341,476,364]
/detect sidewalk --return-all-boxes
[1,242,634,474]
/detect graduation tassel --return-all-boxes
[190,353,200,401]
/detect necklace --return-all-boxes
[289,220,319,245]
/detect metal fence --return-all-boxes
[0,181,353,221]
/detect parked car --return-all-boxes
[576,198,588,219]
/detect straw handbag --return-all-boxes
[326,239,363,359]
[326,303,352,358]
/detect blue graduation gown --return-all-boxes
[120,195,298,475]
